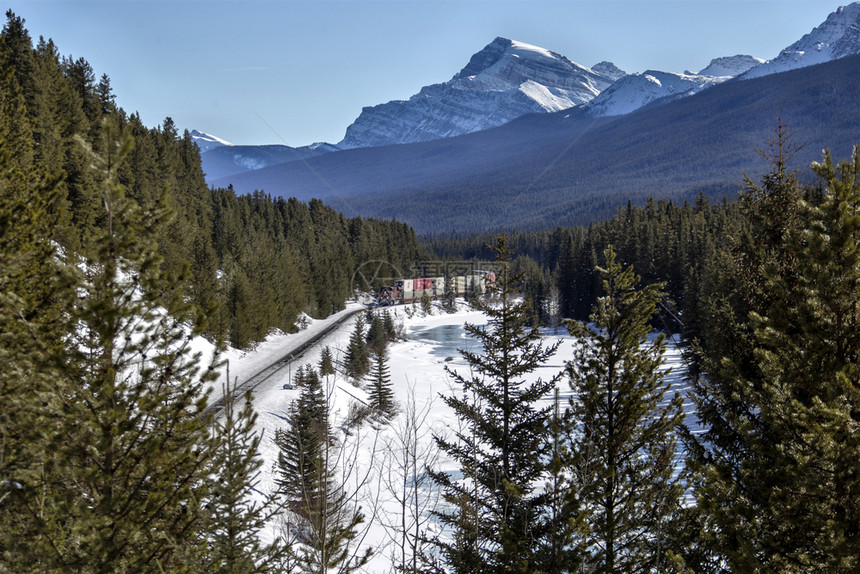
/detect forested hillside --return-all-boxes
[0,10,425,571]
[424,193,741,337]
[0,10,425,349]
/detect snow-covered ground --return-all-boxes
[190,303,366,407]
[208,300,693,572]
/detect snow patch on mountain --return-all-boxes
[190,129,233,153]
[697,55,765,77]
[233,154,267,172]
[584,70,725,117]
[517,80,582,112]
[339,37,620,149]
[743,2,860,79]
[306,142,340,153]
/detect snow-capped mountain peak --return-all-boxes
[591,61,627,82]
[452,37,585,82]
[584,69,725,117]
[190,129,233,153]
[697,55,765,77]
[338,37,621,149]
[743,2,860,79]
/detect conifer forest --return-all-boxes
[2,11,860,574]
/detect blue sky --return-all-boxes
[8,0,843,146]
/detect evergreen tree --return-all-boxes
[430,235,561,573]
[566,245,684,574]
[533,389,588,574]
[275,369,328,518]
[344,314,370,382]
[291,364,308,388]
[0,11,36,119]
[684,125,813,570]
[202,381,285,573]
[367,348,396,420]
[95,73,116,115]
[0,54,75,570]
[420,289,432,315]
[319,345,335,377]
[225,263,256,349]
[696,149,860,571]
[442,271,457,312]
[366,311,387,356]
[16,117,221,572]
[301,365,324,390]
[382,309,397,342]
[274,368,371,573]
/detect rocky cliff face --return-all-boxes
[338,37,622,149]
[591,61,627,82]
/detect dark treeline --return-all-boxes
[1,10,425,350]
[207,190,425,348]
[423,195,744,339]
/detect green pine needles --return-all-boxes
[274,365,371,573]
[566,246,684,574]
[431,238,685,573]
[430,235,562,573]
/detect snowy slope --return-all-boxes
[697,54,765,77]
[207,303,692,572]
[743,2,860,79]
[580,53,767,118]
[583,69,725,117]
[190,129,233,153]
[339,37,623,149]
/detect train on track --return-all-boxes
[377,270,495,305]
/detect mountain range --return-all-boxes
[196,2,860,233]
[191,130,340,181]
[338,37,622,149]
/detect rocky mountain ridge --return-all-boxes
[337,37,621,149]
[743,2,860,78]
[582,70,725,117]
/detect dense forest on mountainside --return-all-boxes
[423,194,744,340]
[3,8,860,573]
[0,11,425,349]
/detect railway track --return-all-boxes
[203,306,366,417]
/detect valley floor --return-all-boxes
[209,301,693,573]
